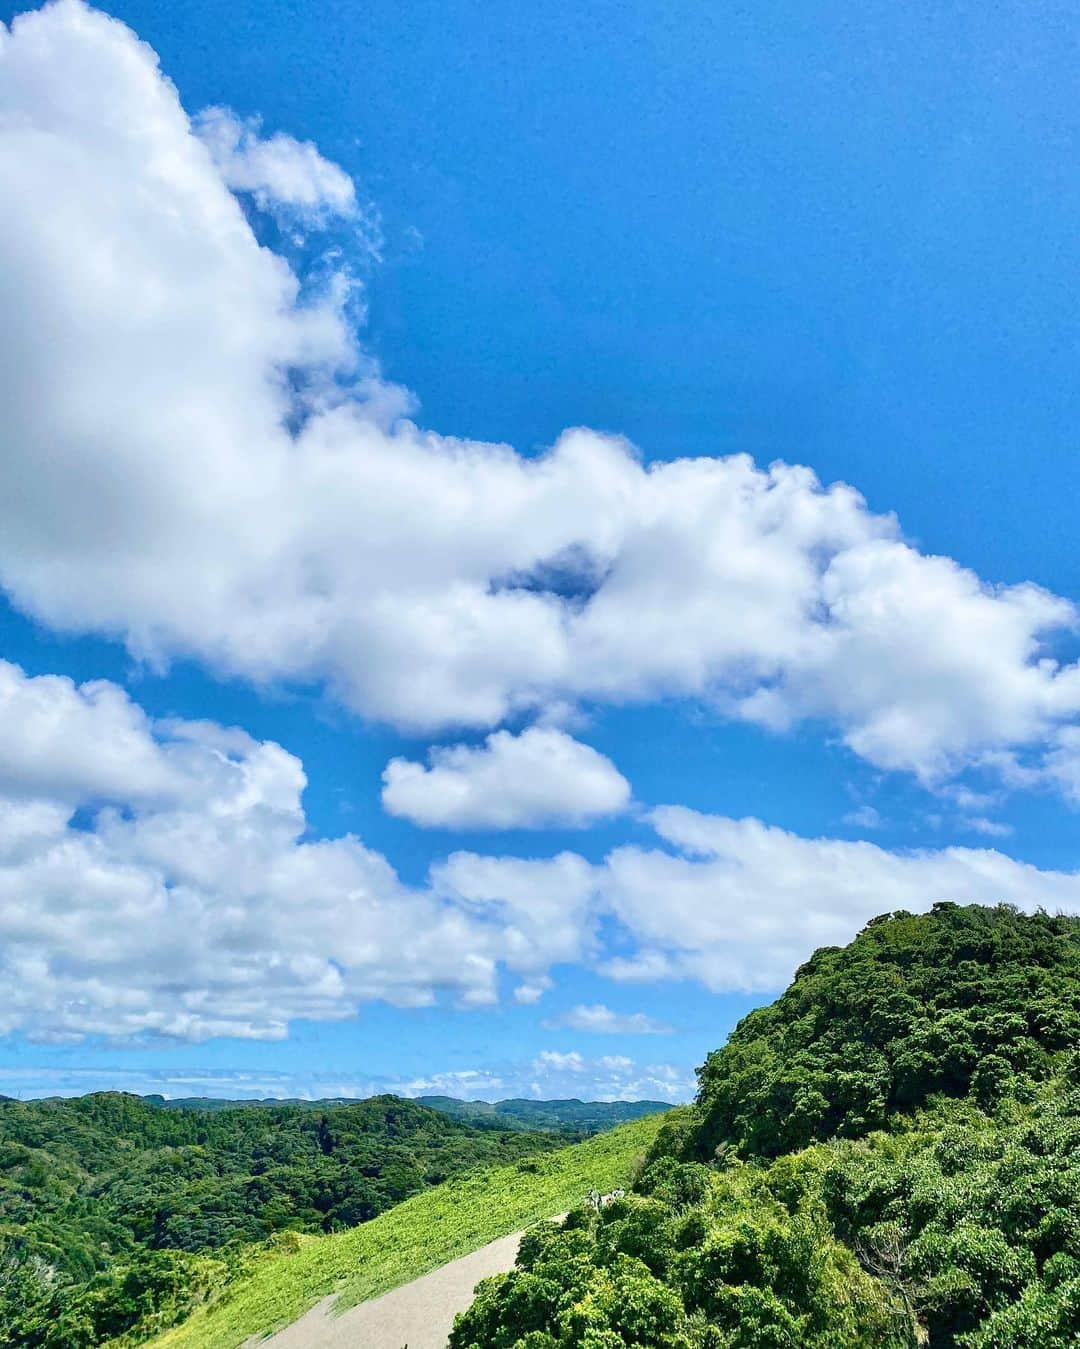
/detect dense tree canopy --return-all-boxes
[452,904,1080,1348]
[691,903,1080,1160]
[142,1096,668,1136]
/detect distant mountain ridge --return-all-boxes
[141,1092,670,1135]
[414,1095,671,1133]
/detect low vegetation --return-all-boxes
[148,1112,666,1349]
[451,904,1080,1348]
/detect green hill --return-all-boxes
[148,1111,668,1349]
[0,1092,559,1347]
[452,904,1080,1349]
[14,901,1077,1349]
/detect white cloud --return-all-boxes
[512,977,553,1005]
[543,1003,674,1035]
[8,655,1080,1041]
[193,106,358,222]
[381,727,631,829]
[843,805,883,829]
[1043,727,1080,803]
[431,850,600,977]
[0,658,181,804]
[524,1051,693,1102]
[395,1053,685,1103]
[0,1,1079,795]
[445,805,1080,995]
[602,806,1080,990]
[0,661,598,1043]
[963,816,1013,838]
[597,950,678,984]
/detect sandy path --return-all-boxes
[249,1227,528,1349]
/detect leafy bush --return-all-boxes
[451,1164,902,1348]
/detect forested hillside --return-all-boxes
[0,1092,555,1347]
[145,1094,668,1137]
[416,1097,670,1134]
[452,904,1080,1348]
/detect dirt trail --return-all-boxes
[249,1227,527,1349]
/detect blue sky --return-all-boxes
[1,0,1079,1102]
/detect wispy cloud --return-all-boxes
[542,1004,674,1035]
[843,805,883,829]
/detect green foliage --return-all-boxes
[0,1092,558,1347]
[148,1113,667,1349]
[692,903,1080,1159]
[451,1160,902,1348]
[452,1221,701,1349]
[823,1088,1080,1346]
[0,1243,229,1349]
[456,906,1080,1349]
[151,1094,670,1137]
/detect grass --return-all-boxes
[148,1112,669,1349]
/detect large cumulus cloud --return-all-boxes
[1,0,1079,791]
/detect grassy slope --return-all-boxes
[150,1111,669,1349]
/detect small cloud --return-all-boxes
[194,106,379,246]
[534,1050,586,1072]
[843,805,883,829]
[543,1003,674,1036]
[598,951,677,984]
[513,977,552,1005]
[962,816,1013,838]
[382,727,631,830]
[943,785,998,811]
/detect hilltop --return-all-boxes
[453,904,1080,1348]
[414,1097,670,1134]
